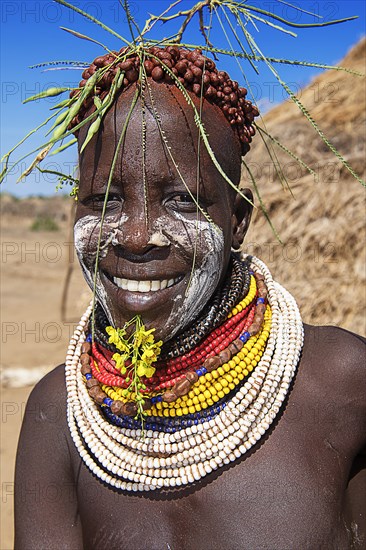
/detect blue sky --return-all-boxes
[1,0,365,196]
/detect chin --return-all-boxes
[97,270,186,341]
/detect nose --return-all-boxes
[112,207,170,261]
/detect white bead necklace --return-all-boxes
[65,256,304,491]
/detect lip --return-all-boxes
[111,275,182,293]
[100,270,186,314]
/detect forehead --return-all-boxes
[78,82,241,196]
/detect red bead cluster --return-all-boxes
[149,302,256,389]
[89,299,255,392]
[70,46,259,154]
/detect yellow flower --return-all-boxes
[141,347,158,364]
[106,326,130,353]
[115,341,130,353]
[136,361,156,379]
[134,326,155,348]
[106,326,119,345]
[112,352,128,372]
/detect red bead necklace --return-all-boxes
[90,295,256,392]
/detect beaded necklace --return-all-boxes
[81,268,263,417]
[65,255,303,491]
[93,255,251,358]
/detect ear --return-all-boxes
[231,188,254,250]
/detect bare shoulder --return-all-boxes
[20,364,69,460]
[296,324,366,452]
[302,324,366,386]
[26,363,67,411]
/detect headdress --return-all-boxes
[70,46,259,155]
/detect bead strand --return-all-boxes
[86,278,267,414]
[65,255,303,491]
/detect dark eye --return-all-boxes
[166,193,198,213]
[82,193,123,212]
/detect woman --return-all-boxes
[15,46,365,549]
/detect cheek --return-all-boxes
[74,213,128,264]
[156,214,225,338]
[178,215,225,298]
[74,215,99,264]
[151,213,225,264]
[74,214,128,324]
[74,214,126,308]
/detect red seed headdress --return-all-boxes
[70,46,259,156]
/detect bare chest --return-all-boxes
[74,417,352,550]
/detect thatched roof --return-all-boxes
[245,38,366,335]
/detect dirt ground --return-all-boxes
[1,214,89,549]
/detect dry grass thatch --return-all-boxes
[244,38,366,335]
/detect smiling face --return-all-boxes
[75,82,252,342]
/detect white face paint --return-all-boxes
[151,213,225,339]
[74,210,225,341]
[74,213,127,324]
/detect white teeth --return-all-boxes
[151,280,160,291]
[128,280,138,291]
[112,276,180,292]
[138,280,151,292]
